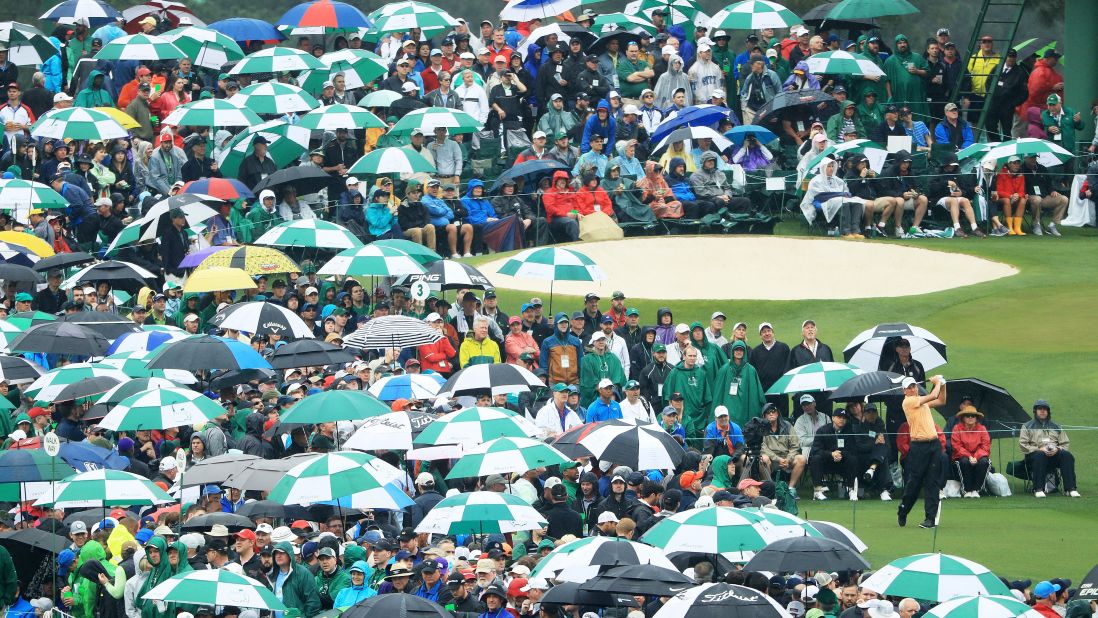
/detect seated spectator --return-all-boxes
[950,406,990,498]
[793,394,827,457]
[809,407,859,501]
[928,153,984,237]
[365,189,399,241]
[541,170,581,242]
[730,133,775,172]
[690,152,752,214]
[397,181,436,251]
[799,156,864,239]
[577,172,614,220]
[1021,154,1068,237]
[602,163,656,224]
[704,405,745,460]
[758,403,806,490]
[825,101,865,142]
[491,179,548,246]
[609,140,645,179]
[899,106,933,152]
[635,161,685,220]
[933,102,975,151]
[879,150,927,237]
[460,179,498,255]
[994,156,1028,236]
[844,153,895,237]
[1019,399,1079,498]
[851,403,893,500]
[664,157,710,218]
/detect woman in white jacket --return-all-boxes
[800,157,864,239]
[124,549,149,618]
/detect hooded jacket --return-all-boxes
[653,55,692,110]
[636,161,683,219]
[237,412,275,458]
[782,61,821,91]
[826,100,865,141]
[138,537,174,618]
[272,540,322,616]
[664,360,711,438]
[664,157,697,202]
[579,347,627,407]
[689,152,732,199]
[760,416,800,461]
[540,318,583,385]
[75,541,125,618]
[709,340,766,427]
[541,171,580,222]
[581,99,617,154]
[461,179,497,225]
[333,562,377,608]
[316,563,353,610]
[75,70,114,108]
[654,308,675,344]
[1019,405,1070,455]
[602,162,654,224]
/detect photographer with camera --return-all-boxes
[758,403,806,490]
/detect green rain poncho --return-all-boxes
[851,39,888,104]
[74,541,124,618]
[883,34,929,118]
[710,454,735,489]
[690,322,727,384]
[138,537,175,618]
[709,340,766,428]
[579,348,626,407]
[664,361,711,440]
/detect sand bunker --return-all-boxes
[482,236,1018,300]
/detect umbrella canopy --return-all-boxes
[23,363,127,401]
[216,120,312,178]
[405,259,493,290]
[0,448,76,483]
[31,107,128,140]
[340,593,451,618]
[414,490,547,535]
[414,406,537,447]
[231,82,319,115]
[318,245,425,278]
[182,453,262,487]
[299,103,385,131]
[0,321,24,353]
[807,520,868,552]
[182,177,254,201]
[108,329,190,354]
[518,23,598,50]
[32,251,95,272]
[640,506,780,563]
[0,179,68,214]
[371,239,442,265]
[743,506,823,539]
[95,33,186,61]
[367,373,445,401]
[106,193,222,255]
[208,18,285,44]
[592,13,657,35]
[843,322,947,371]
[557,420,685,469]
[532,536,679,583]
[650,104,734,145]
[438,364,543,398]
[279,390,390,424]
[826,0,918,19]
[223,454,321,492]
[980,138,1073,166]
[268,451,411,509]
[765,361,865,395]
[231,46,325,74]
[802,139,888,179]
[146,335,273,371]
[49,375,122,402]
[195,245,299,276]
[0,263,42,284]
[56,441,130,472]
[806,50,887,77]
[59,311,143,340]
[580,563,695,596]
[98,351,195,383]
[251,165,331,195]
[801,1,876,28]
[940,377,1029,425]
[923,595,1044,618]
[829,370,922,402]
[348,147,437,175]
[207,368,274,390]
[489,158,569,192]
[0,22,59,65]
[497,247,606,281]
[860,553,1010,602]
[542,581,642,608]
[61,260,157,292]
[179,513,257,532]
[501,0,582,21]
[40,0,121,27]
[6,310,57,330]
[92,106,140,129]
[121,1,204,33]
[654,583,790,618]
[268,339,355,369]
[743,535,870,572]
[209,301,315,339]
[341,314,441,350]
[0,243,41,269]
[367,1,458,35]
[632,0,704,25]
[143,569,286,611]
[708,0,800,30]
[653,126,735,155]
[0,355,44,384]
[447,436,570,479]
[163,98,263,128]
[388,107,483,136]
[0,232,51,257]
[755,89,838,128]
[343,410,436,451]
[162,25,245,69]
[0,528,70,555]
[183,267,257,293]
[10,323,110,357]
[36,469,174,508]
[359,90,402,108]
[99,386,225,431]
[277,0,371,29]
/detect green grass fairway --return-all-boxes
[473,227,1098,581]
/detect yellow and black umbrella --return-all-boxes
[194,246,299,276]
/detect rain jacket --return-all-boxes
[654,308,675,344]
[541,171,580,222]
[636,161,684,219]
[581,99,617,154]
[423,192,455,227]
[760,417,801,462]
[709,454,736,489]
[653,55,692,110]
[709,341,766,428]
[689,152,733,201]
[316,565,352,610]
[271,540,321,617]
[74,541,125,618]
[825,101,865,142]
[664,361,711,438]
[579,349,626,407]
[458,334,501,367]
[43,37,63,93]
[602,164,655,223]
[664,157,697,202]
[540,320,583,385]
[461,179,497,225]
[333,562,377,608]
[1019,406,1070,455]
[1020,58,1060,113]
[137,537,174,618]
[951,418,991,462]
[608,141,645,179]
[106,524,135,565]
[782,61,821,91]
[74,70,114,108]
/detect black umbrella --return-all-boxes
[252,166,331,195]
[665,551,738,575]
[236,499,295,519]
[541,582,640,608]
[830,370,924,402]
[489,159,569,193]
[180,512,255,532]
[654,583,787,618]
[843,322,947,371]
[63,509,138,527]
[182,453,263,487]
[64,260,157,292]
[801,1,878,30]
[60,311,144,340]
[10,322,110,356]
[223,453,320,492]
[1078,564,1098,601]
[755,89,838,129]
[0,528,69,554]
[51,376,123,403]
[743,535,870,573]
[8,311,57,328]
[341,592,452,618]
[32,251,96,272]
[438,363,543,397]
[0,263,43,284]
[580,564,695,596]
[941,377,1029,424]
[403,260,493,291]
[806,520,868,552]
[268,339,356,369]
[587,31,636,56]
[208,368,276,390]
[0,355,45,383]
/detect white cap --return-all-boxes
[590,331,607,343]
[714,405,729,418]
[674,323,690,334]
[460,52,475,60]
[900,376,917,388]
[759,322,773,333]
[510,564,532,577]
[521,578,550,592]
[661,45,675,56]
[415,472,435,486]
[713,30,728,39]
[53,92,72,102]
[697,43,711,52]
[425,312,442,322]
[402,81,418,93]
[7,429,25,441]
[305,286,318,296]
[159,457,178,471]
[95,197,112,207]
[532,130,547,139]
[82,286,96,295]
[255,523,274,534]
[801,585,820,600]
[345,176,359,186]
[477,47,491,56]
[544,477,562,488]
[697,37,714,46]
[183,313,199,323]
[259,189,275,201]
[597,378,615,389]
[712,88,725,99]
[622,104,640,115]
[711,311,726,320]
[597,511,620,524]
[792,25,810,36]
[609,90,620,99]
[494,54,507,63]
[322,80,334,88]
[179,532,205,550]
[430,48,442,56]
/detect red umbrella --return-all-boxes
[182,177,255,201]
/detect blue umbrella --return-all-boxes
[0,449,77,483]
[58,441,131,473]
[277,0,372,29]
[490,159,569,192]
[208,18,286,44]
[724,125,779,147]
[145,335,273,371]
[106,330,186,355]
[650,104,735,145]
[367,373,446,401]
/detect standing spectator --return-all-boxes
[962,35,1000,123]
[738,56,781,124]
[987,49,1029,141]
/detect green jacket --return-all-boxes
[230,200,256,244]
[272,540,321,617]
[74,541,125,618]
[579,350,627,407]
[690,326,726,385]
[664,362,710,439]
[74,70,114,108]
[1042,106,1084,149]
[316,566,352,610]
[709,341,766,428]
[883,45,929,117]
[245,204,282,240]
[138,537,174,618]
[826,100,866,141]
[0,544,16,606]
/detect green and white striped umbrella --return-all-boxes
[923,595,1044,618]
[497,247,606,282]
[765,361,864,395]
[24,363,130,401]
[0,22,59,65]
[592,13,657,35]
[446,437,570,479]
[367,1,458,36]
[229,47,325,75]
[231,82,319,115]
[300,49,389,93]
[980,138,1074,166]
[35,469,174,509]
[630,0,704,25]
[414,490,547,535]
[216,120,310,177]
[318,244,425,277]
[255,219,364,250]
[163,98,262,128]
[708,0,799,30]
[162,26,245,69]
[31,107,128,140]
[348,147,436,175]
[100,350,198,384]
[740,507,824,540]
[640,506,782,563]
[299,104,385,131]
[0,320,25,353]
[99,386,225,431]
[388,107,482,136]
[143,569,286,611]
[803,139,888,179]
[268,451,412,509]
[359,90,403,108]
[0,179,67,214]
[860,553,1011,602]
[413,406,538,448]
[95,33,186,61]
[531,535,679,582]
[806,50,886,77]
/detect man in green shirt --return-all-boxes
[616,42,655,101]
[1042,94,1084,150]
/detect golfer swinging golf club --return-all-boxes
[897,374,947,529]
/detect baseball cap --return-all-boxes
[737,478,763,491]
[1034,581,1061,599]
[597,378,614,389]
[900,376,917,388]
[53,92,73,103]
[674,323,689,334]
[70,521,88,535]
[714,405,729,418]
[532,130,547,140]
[475,558,497,573]
[597,511,619,524]
[944,102,959,112]
[159,457,178,471]
[415,472,436,486]
[799,393,816,404]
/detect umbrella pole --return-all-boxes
[548,279,554,318]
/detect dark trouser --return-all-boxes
[862,443,894,492]
[527,217,550,246]
[986,103,1015,142]
[549,217,579,242]
[899,439,942,521]
[809,450,858,487]
[885,402,905,465]
[680,200,701,219]
[1025,450,1077,493]
[956,457,990,492]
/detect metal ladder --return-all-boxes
[953,0,1028,136]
